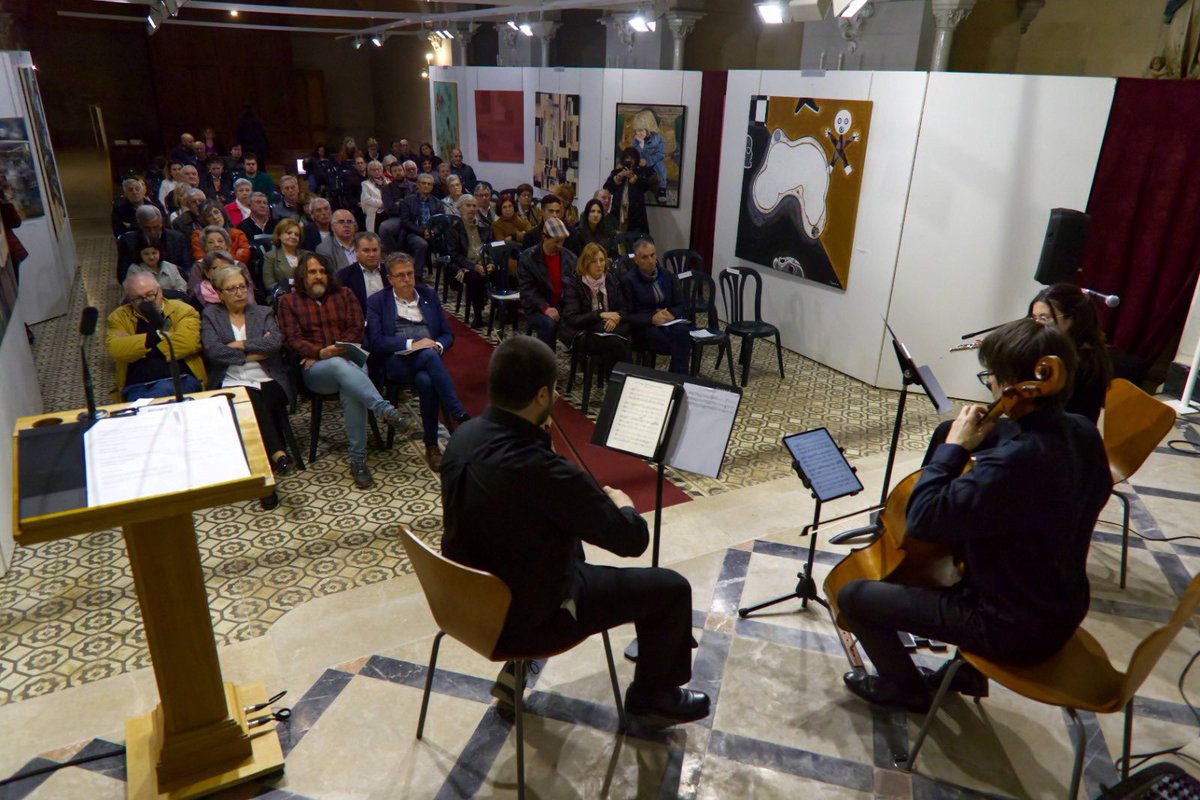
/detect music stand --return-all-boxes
[739,428,862,617]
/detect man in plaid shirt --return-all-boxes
[278,251,415,488]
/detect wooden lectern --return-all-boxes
[12,387,285,798]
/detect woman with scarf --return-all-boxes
[560,243,630,381]
[360,160,387,233]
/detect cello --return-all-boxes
[822,355,1067,656]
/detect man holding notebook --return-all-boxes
[440,336,710,729]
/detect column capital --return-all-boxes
[600,15,636,50]
[837,1,875,41]
[1017,0,1045,34]
[539,20,562,42]
[931,0,976,31]
[452,22,478,47]
[664,10,704,40]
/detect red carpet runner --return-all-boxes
[441,315,692,513]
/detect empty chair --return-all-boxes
[689,272,736,386]
[662,248,705,278]
[718,267,785,387]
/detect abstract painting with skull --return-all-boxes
[735,95,873,290]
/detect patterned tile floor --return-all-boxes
[0,232,945,707]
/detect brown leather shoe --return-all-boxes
[424,443,442,473]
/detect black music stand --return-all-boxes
[739,428,862,617]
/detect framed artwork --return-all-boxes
[474,90,524,163]
[18,67,64,238]
[614,103,686,208]
[433,81,460,158]
[533,92,580,193]
[0,141,44,221]
[735,95,873,290]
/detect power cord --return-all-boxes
[0,746,127,788]
[1115,649,1200,774]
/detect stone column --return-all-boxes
[599,15,635,68]
[664,12,704,71]
[930,0,976,71]
[540,21,561,67]
[1017,0,1046,34]
[453,23,477,66]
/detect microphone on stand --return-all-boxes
[78,307,106,424]
[1081,288,1120,308]
[137,300,185,403]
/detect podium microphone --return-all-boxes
[137,300,185,403]
[1082,288,1120,308]
[78,307,106,424]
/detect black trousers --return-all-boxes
[576,326,632,378]
[497,563,694,690]
[243,380,289,457]
[454,266,488,323]
[636,322,693,375]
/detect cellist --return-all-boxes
[837,319,1111,713]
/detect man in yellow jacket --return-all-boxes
[107,272,206,401]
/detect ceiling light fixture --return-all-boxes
[519,22,533,36]
[146,4,164,34]
[628,15,650,33]
[756,2,785,24]
[507,20,520,31]
[229,8,238,17]
[441,29,454,39]
[371,35,383,46]
[425,51,434,62]
[353,36,363,49]
[838,0,870,17]
[420,69,429,79]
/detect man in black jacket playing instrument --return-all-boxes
[440,336,710,728]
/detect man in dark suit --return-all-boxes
[440,335,710,729]
[116,205,191,283]
[518,216,575,349]
[301,197,333,252]
[236,192,278,240]
[621,238,693,375]
[447,148,478,192]
[366,252,469,471]
[335,232,386,314]
[378,163,416,254]
[398,173,442,281]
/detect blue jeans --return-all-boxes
[121,374,203,401]
[527,311,559,349]
[302,357,391,462]
[384,348,465,444]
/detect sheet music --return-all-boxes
[84,396,252,507]
[664,383,740,478]
[605,376,675,459]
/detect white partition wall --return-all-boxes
[430,66,701,254]
[0,301,42,573]
[0,52,77,324]
[886,73,1115,400]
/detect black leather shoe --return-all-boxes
[842,671,933,714]
[920,661,989,699]
[624,685,711,728]
[259,492,279,511]
[272,453,293,476]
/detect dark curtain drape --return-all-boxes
[1078,78,1200,365]
[688,71,727,274]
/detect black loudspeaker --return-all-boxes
[1034,208,1090,285]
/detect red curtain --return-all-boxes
[1079,79,1200,365]
[688,71,728,274]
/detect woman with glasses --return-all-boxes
[201,265,295,504]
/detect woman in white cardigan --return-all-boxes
[360,160,386,233]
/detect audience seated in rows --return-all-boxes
[189,249,258,309]
[172,188,209,237]
[523,193,565,251]
[447,194,496,329]
[126,238,187,294]
[336,231,386,312]
[518,216,575,349]
[273,175,303,221]
[242,153,274,197]
[111,177,164,240]
[237,192,277,239]
[201,156,233,204]
[514,184,541,228]
[224,179,253,225]
[316,208,359,271]
[441,174,464,217]
[117,205,190,283]
[302,197,333,251]
[473,182,495,228]
[560,242,631,380]
[622,238,692,375]
[191,203,251,265]
[261,217,304,294]
[107,272,205,401]
[366,252,470,472]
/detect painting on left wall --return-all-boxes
[433,81,460,158]
[18,67,64,238]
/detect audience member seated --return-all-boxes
[191,202,251,265]
[201,156,233,204]
[515,183,541,228]
[441,174,465,216]
[561,243,631,381]
[261,217,304,294]
[342,155,367,218]
[316,208,359,271]
[173,165,201,211]
[201,264,294,496]
[418,142,442,170]
[237,192,277,239]
[302,197,333,250]
[199,125,224,157]
[277,252,415,488]
[440,335,710,730]
[224,178,253,225]
[367,252,470,472]
[473,182,495,227]
[360,160,387,233]
[518,216,574,349]
[107,272,205,401]
[168,132,197,167]
[399,173,441,281]
[492,195,531,278]
[433,162,454,200]
[566,198,617,257]
[379,170,413,252]
[117,205,190,283]
[621,238,692,374]
[272,175,303,220]
[224,143,245,178]
[553,183,580,229]
[402,159,419,183]
[192,140,208,165]
[522,193,565,250]
[112,177,164,240]
[392,138,414,162]
[189,249,258,308]
[447,194,496,329]
[172,189,209,237]
[336,232,386,313]
[365,137,382,163]
[304,144,333,195]
[126,238,188,294]
[448,148,477,192]
[604,148,655,238]
[242,152,274,197]
[158,160,184,206]
[593,187,612,216]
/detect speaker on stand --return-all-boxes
[1034,208,1091,285]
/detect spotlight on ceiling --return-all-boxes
[441,29,454,39]
[146,5,164,34]
[161,0,182,15]
[420,69,429,79]
[371,35,383,47]
[756,2,786,24]
[507,20,520,31]
[353,36,363,50]
[628,15,650,33]
[229,8,238,17]
[519,23,533,36]
[838,0,870,17]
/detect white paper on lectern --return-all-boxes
[663,383,740,478]
[605,376,676,459]
[84,396,252,507]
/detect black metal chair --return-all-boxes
[484,242,523,340]
[718,266,785,387]
[566,333,611,412]
[614,231,644,258]
[689,272,736,386]
[427,213,457,298]
[662,248,705,278]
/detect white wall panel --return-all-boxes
[0,301,43,572]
